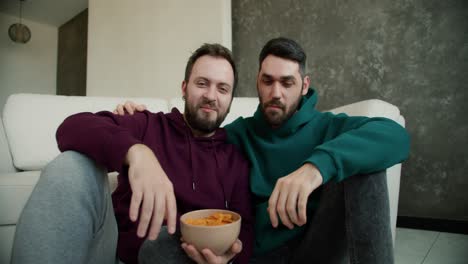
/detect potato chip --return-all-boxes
[185,212,235,226]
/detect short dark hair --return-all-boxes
[258,37,307,76]
[184,43,238,95]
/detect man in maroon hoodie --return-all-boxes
[11,44,253,264]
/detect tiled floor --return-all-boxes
[394,228,468,264]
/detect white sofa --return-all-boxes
[0,93,405,264]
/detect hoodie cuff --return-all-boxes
[104,130,141,173]
[304,150,338,184]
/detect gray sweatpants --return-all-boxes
[250,170,394,264]
[11,151,189,264]
[11,151,393,264]
[11,151,120,264]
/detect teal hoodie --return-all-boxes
[225,88,410,254]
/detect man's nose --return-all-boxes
[204,85,217,101]
[271,82,281,99]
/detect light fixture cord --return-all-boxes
[19,0,23,24]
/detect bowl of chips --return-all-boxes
[180,209,241,255]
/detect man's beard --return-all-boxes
[184,98,228,134]
[260,94,302,127]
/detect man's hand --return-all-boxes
[268,163,323,229]
[125,144,177,240]
[113,100,147,115]
[181,239,242,264]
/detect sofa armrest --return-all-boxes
[0,118,16,174]
[327,99,404,245]
[327,99,402,121]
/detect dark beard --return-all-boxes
[184,99,227,134]
[261,95,302,127]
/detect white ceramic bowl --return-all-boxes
[180,209,241,255]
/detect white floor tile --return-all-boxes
[423,232,468,264]
[394,228,439,264]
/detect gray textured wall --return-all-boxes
[233,0,468,221]
[57,9,87,96]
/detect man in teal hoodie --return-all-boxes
[118,37,410,264]
[223,37,409,264]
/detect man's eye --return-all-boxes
[219,87,228,94]
[262,79,273,85]
[282,82,293,88]
[197,81,207,87]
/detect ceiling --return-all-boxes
[0,0,88,27]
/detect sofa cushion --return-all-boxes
[0,171,40,225]
[2,94,169,171]
[0,225,14,264]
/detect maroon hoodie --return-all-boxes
[56,108,253,264]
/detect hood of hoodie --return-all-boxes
[251,88,319,138]
[164,108,227,193]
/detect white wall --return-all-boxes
[87,0,232,99]
[0,13,57,115]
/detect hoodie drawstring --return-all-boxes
[187,133,228,209]
[212,139,229,209]
[187,133,196,190]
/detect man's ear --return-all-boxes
[302,76,310,95]
[181,81,187,98]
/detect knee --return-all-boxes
[139,234,168,256]
[139,239,164,264]
[47,151,97,171]
[40,151,107,193]
[351,170,388,194]
[139,229,184,263]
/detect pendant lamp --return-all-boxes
[8,0,31,44]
